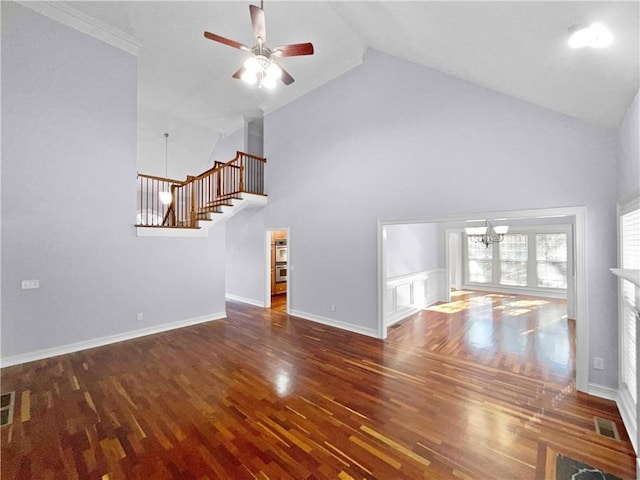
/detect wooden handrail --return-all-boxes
[238,151,267,162]
[136,151,267,228]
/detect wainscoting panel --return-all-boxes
[385,269,445,327]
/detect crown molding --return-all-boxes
[16,1,142,56]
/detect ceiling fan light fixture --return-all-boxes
[241,70,258,84]
[244,56,261,73]
[204,2,314,89]
[265,62,282,79]
[262,76,277,89]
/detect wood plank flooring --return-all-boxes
[388,290,575,384]
[1,291,636,479]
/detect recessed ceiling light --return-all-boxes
[568,23,613,49]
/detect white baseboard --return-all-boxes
[587,383,619,401]
[1,312,226,368]
[225,294,265,308]
[290,310,379,339]
[386,299,439,327]
[386,306,422,327]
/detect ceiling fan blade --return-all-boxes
[204,31,249,51]
[273,42,314,57]
[280,66,294,85]
[249,4,266,43]
[232,67,245,80]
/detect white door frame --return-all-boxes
[377,206,588,393]
[264,227,291,313]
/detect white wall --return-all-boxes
[256,49,618,387]
[210,128,244,165]
[385,223,439,278]
[137,105,219,179]
[209,127,267,304]
[1,3,227,363]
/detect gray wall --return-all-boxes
[1,3,226,361]
[227,49,619,387]
[617,88,640,203]
[210,129,267,304]
[385,223,439,279]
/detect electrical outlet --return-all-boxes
[593,357,604,370]
[331,304,336,312]
[136,312,144,321]
[21,280,39,290]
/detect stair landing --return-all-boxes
[136,193,267,237]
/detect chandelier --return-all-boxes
[465,221,509,248]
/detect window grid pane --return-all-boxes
[467,238,492,283]
[500,234,527,286]
[536,233,567,288]
[622,209,640,270]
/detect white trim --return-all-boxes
[460,283,567,299]
[264,227,290,312]
[136,227,208,237]
[377,221,387,338]
[290,310,380,339]
[385,269,445,326]
[618,388,638,454]
[614,193,640,457]
[17,1,142,56]
[587,383,619,402]
[377,206,588,393]
[610,268,640,287]
[386,300,440,328]
[225,294,265,308]
[574,207,588,393]
[0,312,226,368]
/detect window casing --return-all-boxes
[620,206,639,406]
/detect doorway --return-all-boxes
[265,228,289,312]
[378,206,587,393]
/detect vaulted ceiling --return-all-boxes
[51,1,639,173]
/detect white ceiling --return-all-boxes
[52,1,639,170]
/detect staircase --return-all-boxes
[136,151,267,236]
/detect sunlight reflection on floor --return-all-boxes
[427,293,552,317]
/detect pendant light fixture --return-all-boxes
[159,132,172,205]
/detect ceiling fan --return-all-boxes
[204,1,314,89]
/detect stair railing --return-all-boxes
[136,151,266,228]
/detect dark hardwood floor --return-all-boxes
[270,293,287,312]
[388,290,575,384]
[1,291,635,479]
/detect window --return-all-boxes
[467,239,492,283]
[499,234,528,286]
[536,233,568,288]
[620,207,639,405]
[464,227,570,293]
